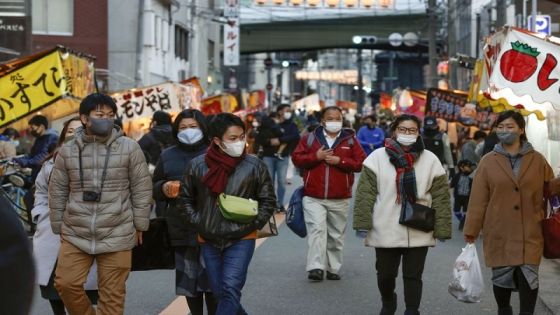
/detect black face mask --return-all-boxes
[88,117,114,137]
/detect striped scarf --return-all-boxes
[384,137,424,205]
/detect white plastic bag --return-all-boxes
[448,243,485,303]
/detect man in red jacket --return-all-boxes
[292,106,366,281]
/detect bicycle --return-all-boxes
[0,157,35,233]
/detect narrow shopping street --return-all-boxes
[28,176,551,314]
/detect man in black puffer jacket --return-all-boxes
[180,113,276,314]
[138,111,174,165]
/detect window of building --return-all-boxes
[208,39,215,68]
[175,25,189,61]
[32,0,73,35]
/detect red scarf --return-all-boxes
[202,143,246,194]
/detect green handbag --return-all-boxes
[217,194,258,223]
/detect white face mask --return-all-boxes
[283,112,292,120]
[221,140,246,157]
[252,121,259,127]
[396,134,417,146]
[324,121,343,133]
[178,128,203,145]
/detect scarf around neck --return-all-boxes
[202,143,246,195]
[384,137,424,205]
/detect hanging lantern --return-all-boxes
[398,89,413,109]
[273,0,284,5]
[343,0,357,7]
[307,0,321,6]
[254,0,267,5]
[361,0,374,8]
[290,0,303,5]
[378,0,392,8]
[325,0,340,7]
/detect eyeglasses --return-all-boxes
[396,127,419,134]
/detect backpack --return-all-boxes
[422,133,444,163]
[286,186,306,238]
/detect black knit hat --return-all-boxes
[29,115,48,129]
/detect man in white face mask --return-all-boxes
[292,106,367,282]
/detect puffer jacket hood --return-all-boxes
[493,141,534,157]
[49,126,152,255]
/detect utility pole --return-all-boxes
[357,48,364,114]
[428,0,438,89]
[496,0,507,29]
[447,0,457,89]
[530,0,537,32]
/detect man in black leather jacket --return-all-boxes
[180,113,276,315]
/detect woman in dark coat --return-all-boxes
[152,109,216,315]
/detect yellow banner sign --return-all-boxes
[0,50,67,127]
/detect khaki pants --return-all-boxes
[55,240,131,315]
[302,196,350,273]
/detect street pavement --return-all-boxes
[29,174,553,314]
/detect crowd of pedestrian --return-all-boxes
[1,91,558,315]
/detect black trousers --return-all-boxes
[493,267,538,314]
[375,247,429,311]
[453,195,469,215]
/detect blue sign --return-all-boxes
[528,15,552,36]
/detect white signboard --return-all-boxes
[224,18,240,66]
[113,83,182,122]
[223,0,240,18]
[488,28,560,107]
[528,15,552,36]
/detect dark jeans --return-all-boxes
[375,247,429,311]
[453,195,469,221]
[201,240,255,315]
[493,267,538,314]
[262,157,289,208]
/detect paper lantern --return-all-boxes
[273,0,284,5]
[343,0,357,7]
[254,0,267,5]
[307,0,321,6]
[378,0,392,8]
[290,0,303,5]
[325,0,339,7]
[361,0,374,8]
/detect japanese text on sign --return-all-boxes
[0,51,67,128]
[224,18,240,66]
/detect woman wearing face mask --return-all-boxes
[180,113,276,315]
[464,110,554,315]
[152,109,216,315]
[353,114,451,315]
[32,117,99,315]
[292,106,367,282]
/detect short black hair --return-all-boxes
[364,114,377,122]
[172,109,208,140]
[390,114,422,132]
[79,93,117,116]
[2,128,19,139]
[29,115,48,128]
[473,130,487,141]
[458,159,474,167]
[321,106,342,118]
[495,110,528,142]
[277,104,291,112]
[152,110,172,126]
[208,113,245,139]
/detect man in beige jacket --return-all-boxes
[49,93,152,315]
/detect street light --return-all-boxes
[282,60,290,68]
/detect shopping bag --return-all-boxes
[286,186,307,238]
[132,218,175,271]
[448,243,484,303]
[542,197,560,259]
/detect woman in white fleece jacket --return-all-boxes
[353,114,452,315]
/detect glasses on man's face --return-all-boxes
[396,127,419,134]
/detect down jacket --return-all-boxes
[49,126,152,255]
[180,154,276,249]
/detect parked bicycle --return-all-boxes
[0,156,35,233]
